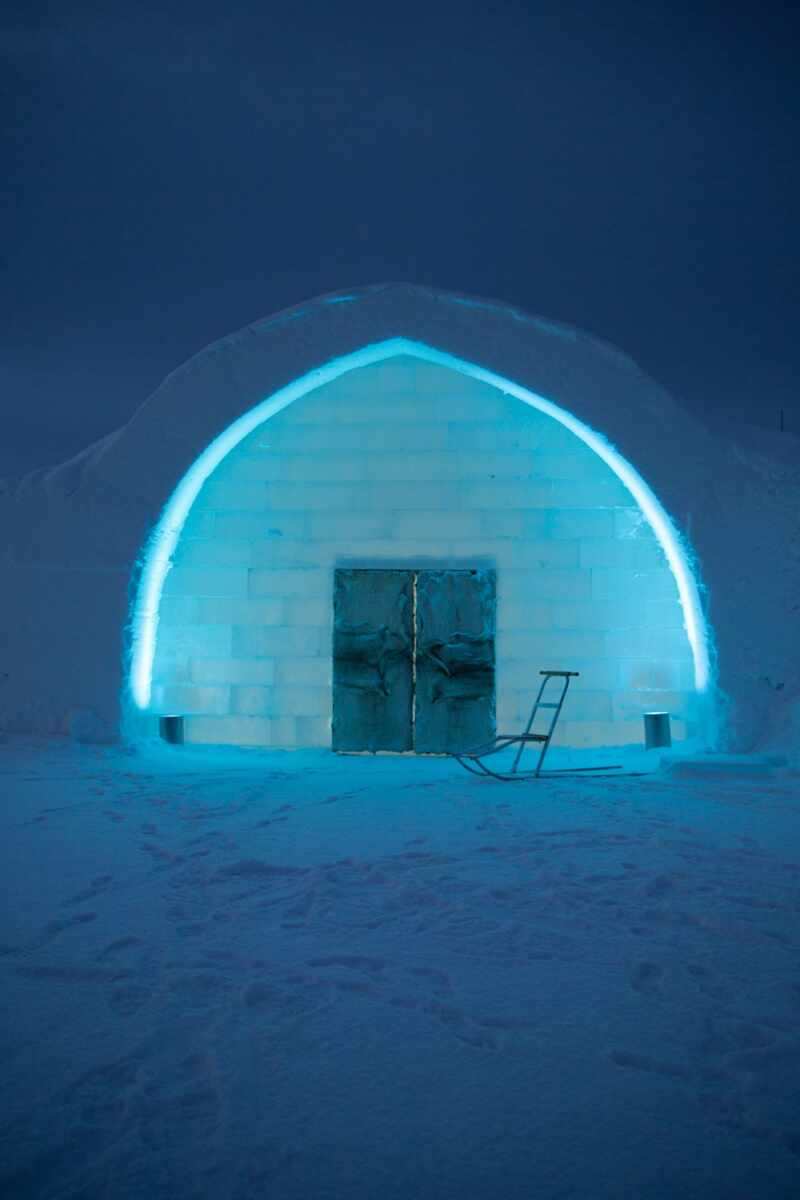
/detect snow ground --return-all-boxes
[1,736,799,1200]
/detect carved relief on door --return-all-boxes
[332,568,496,754]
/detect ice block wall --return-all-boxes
[149,355,697,749]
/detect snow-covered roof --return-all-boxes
[11,282,707,504]
[49,283,704,509]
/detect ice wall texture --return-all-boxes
[150,356,697,749]
[0,284,796,751]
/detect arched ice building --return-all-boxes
[3,284,796,755]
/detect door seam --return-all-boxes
[411,570,418,747]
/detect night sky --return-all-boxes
[2,0,798,475]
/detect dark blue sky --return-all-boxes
[2,0,798,473]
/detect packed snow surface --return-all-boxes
[1,736,799,1199]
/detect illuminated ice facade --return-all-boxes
[20,282,796,751]
[140,347,704,750]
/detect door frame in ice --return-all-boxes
[331,566,497,754]
[126,337,713,724]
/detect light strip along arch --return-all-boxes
[128,336,711,709]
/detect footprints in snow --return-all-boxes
[108,984,153,1016]
[97,935,144,961]
[610,1049,690,1079]
[256,802,295,827]
[2,909,99,959]
[235,953,524,1051]
[627,957,736,1005]
[630,960,663,995]
[63,874,113,906]
[610,1014,800,1157]
[141,840,184,867]
[36,1039,228,1188]
[15,964,134,982]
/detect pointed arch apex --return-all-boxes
[128,336,711,713]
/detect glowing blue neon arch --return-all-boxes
[128,336,711,709]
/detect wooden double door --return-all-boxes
[332,568,496,754]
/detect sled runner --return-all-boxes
[452,670,622,780]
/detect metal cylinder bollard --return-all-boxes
[643,711,671,749]
[159,715,184,745]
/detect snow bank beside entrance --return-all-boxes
[700,424,800,760]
